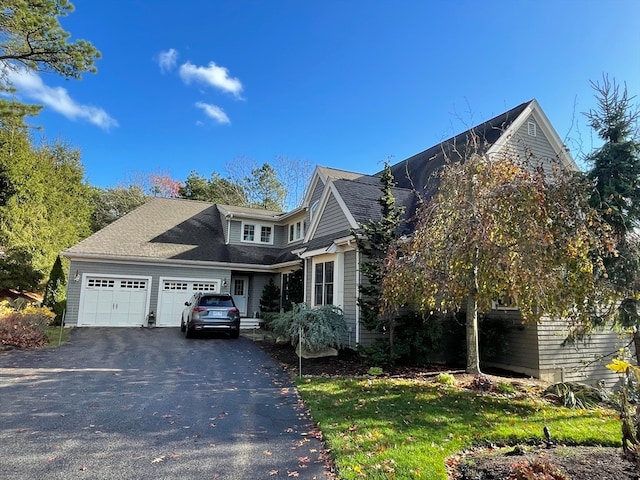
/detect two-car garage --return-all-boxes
[77,275,221,327]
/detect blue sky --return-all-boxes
[8,0,640,189]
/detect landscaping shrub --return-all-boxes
[471,374,493,391]
[436,372,457,386]
[543,382,605,409]
[270,303,347,352]
[479,317,510,361]
[358,339,400,367]
[497,381,517,394]
[360,312,465,367]
[393,312,446,365]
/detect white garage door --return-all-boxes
[79,277,150,327]
[156,278,221,327]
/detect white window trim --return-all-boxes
[288,220,305,243]
[311,253,343,308]
[240,221,274,245]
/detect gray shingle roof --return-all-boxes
[372,100,532,220]
[64,198,297,266]
[332,177,415,229]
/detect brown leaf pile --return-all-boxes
[0,313,48,349]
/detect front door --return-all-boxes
[232,277,248,316]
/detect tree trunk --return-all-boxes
[466,244,481,374]
[466,294,481,374]
[633,325,640,366]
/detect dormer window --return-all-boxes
[241,222,273,244]
[288,220,304,242]
[243,224,255,242]
[260,226,272,243]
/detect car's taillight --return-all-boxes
[228,308,239,315]
[193,307,207,313]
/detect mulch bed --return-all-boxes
[253,338,639,480]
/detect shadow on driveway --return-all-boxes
[0,328,332,479]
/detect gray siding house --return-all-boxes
[63,99,631,387]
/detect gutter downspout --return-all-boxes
[226,214,232,245]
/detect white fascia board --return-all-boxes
[63,252,298,272]
[333,234,357,250]
[304,180,359,242]
[299,246,332,259]
[300,166,328,208]
[487,99,577,171]
[273,206,307,224]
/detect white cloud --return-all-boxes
[7,69,118,130]
[195,101,230,124]
[157,48,178,73]
[179,61,243,98]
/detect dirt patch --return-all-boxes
[253,338,639,480]
[450,445,639,480]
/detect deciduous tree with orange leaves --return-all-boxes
[382,147,612,374]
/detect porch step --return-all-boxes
[240,318,261,329]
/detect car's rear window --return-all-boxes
[199,296,234,307]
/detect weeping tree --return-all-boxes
[382,147,611,374]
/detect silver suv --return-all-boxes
[181,293,241,339]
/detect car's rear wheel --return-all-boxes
[184,321,194,338]
[180,319,186,332]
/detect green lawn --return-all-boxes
[45,325,69,347]
[295,377,620,479]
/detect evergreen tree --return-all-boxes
[0,247,43,290]
[43,255,66,306]
[283,268,304,311]
[259,278,281,313]
[43,255,66,324]
[90,185,148,232]
[1,0,100,81]
[0,129,93,278]
[247,163,287,211]
[352,162,405,354]
[584,76,640,362]
[178,171,247,205]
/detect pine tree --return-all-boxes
[353,162,405,353]
[259,278,281,313]
[585,76,640,363]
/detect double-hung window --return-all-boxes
[314,261,334,306]
[243,224,255,242]
[241,222,273,244]
[260,226,272,243]
[288,220,304,242]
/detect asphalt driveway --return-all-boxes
[0,328,331,479]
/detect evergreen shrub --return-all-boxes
[271,303,347,352]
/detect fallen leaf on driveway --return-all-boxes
[263,450,272,456]
[79,466,87,471]
[151,456,165,463]
[269,470,279,476]
[288,471,299,477]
